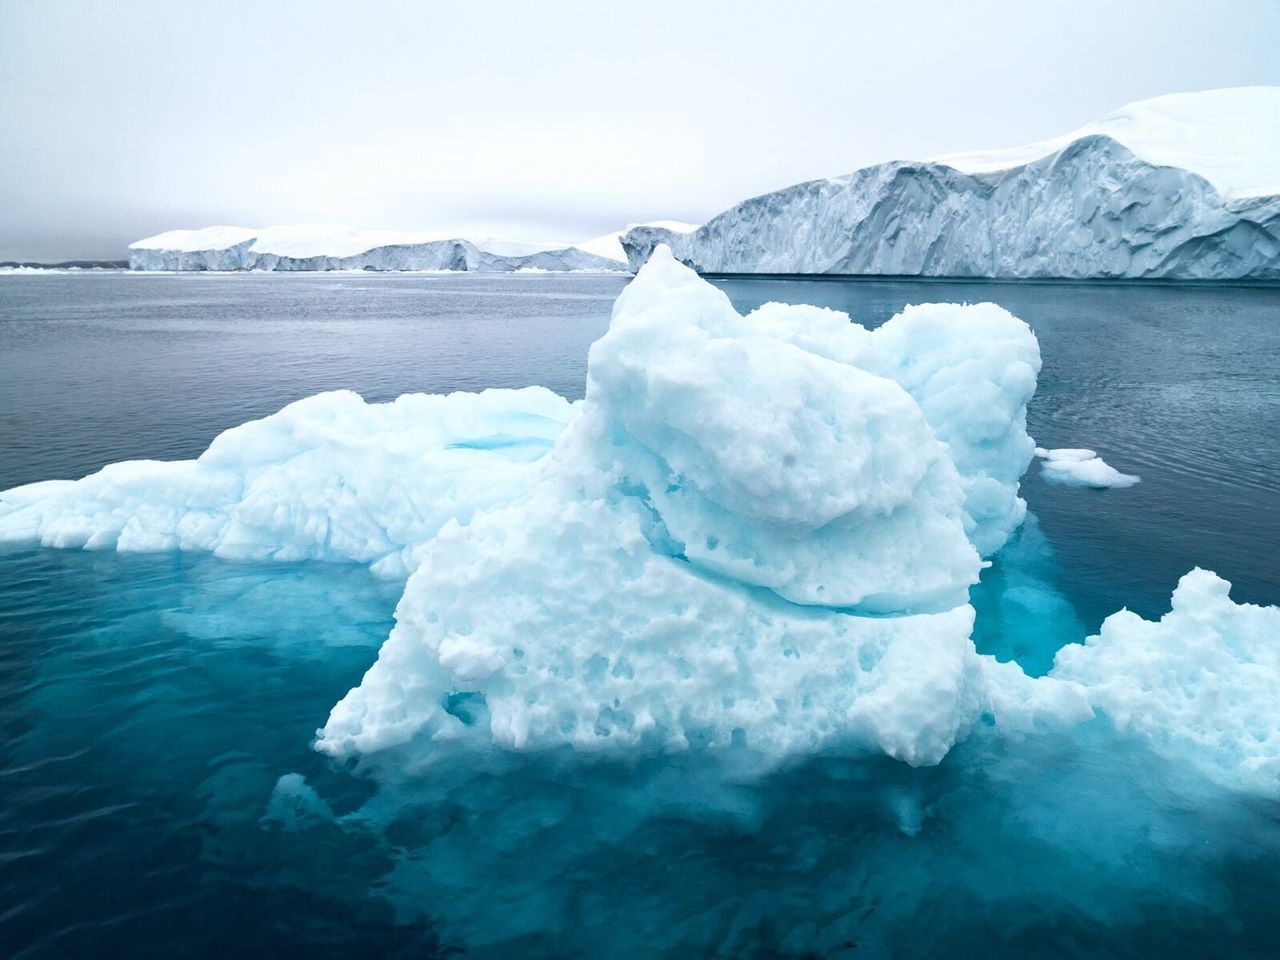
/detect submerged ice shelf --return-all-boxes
[2,247,1277,801]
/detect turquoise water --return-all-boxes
[0,274,1278,957]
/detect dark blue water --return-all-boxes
[1,273,1278,958]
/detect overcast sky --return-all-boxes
[2,0,1278,261]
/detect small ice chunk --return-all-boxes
[1035,447,1139,489]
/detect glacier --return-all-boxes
[3,247,1279,801]
[128,224,628,273]
[622,87,1280,279]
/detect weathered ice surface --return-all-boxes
[623,88,1280,279]
[622,137,1280,278]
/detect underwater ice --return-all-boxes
[2,246,1277,799]
[1036,446,1141,488]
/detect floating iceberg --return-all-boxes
[319,248,1051,764]
[1053,568,1280,796]
[622,87,1280,279]
[0,387,576,579]
[1035,447,1140,488]
[3,247,1277,800]
[128,224,628,272]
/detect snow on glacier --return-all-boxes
[1035,447,1140,489]
[3,246,1278,800]
[930,86,1280,201]
[572,221,701,264]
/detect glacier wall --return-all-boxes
[128,236,626,273]
[621,137,1280,279]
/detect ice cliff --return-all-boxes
[128,224,627,272]
[623,87,1280,279]
[3,248,1278,798]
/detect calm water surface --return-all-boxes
[1,272,1278,958]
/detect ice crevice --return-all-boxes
[1,246,1277,799]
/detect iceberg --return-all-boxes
[4,247,1278,801]
[622,87,1280,279]
[1052,568,1280,796]
[1035,447,1140,488]
[318,247,1049,764]
[128,224,629,272]
[0,387,576,579]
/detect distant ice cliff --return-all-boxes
[623,87,1280,279]
[128,224,629,272]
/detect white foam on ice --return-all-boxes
[931,86,1280,200]
[1035,447,1140,489]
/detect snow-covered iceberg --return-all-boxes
[623,87,1280,279]
[4,247,1278,799]
[128,224,628,272]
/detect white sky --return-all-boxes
[2,0,1278,260]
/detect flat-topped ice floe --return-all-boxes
[1035,447,1141,488]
